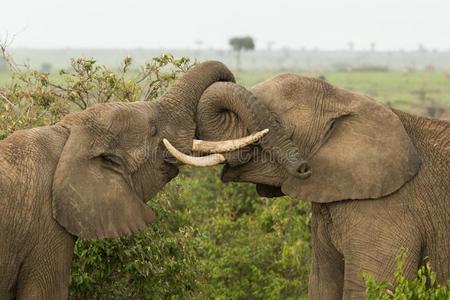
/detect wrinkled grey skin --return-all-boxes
[0,61,241,299]
[197,75,450,299]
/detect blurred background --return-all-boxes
[1,0,450,118]
[2,0,450,118]
[1,1,449,299]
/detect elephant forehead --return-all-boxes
[251,86,320,129]
[64,104,154,169]
[97,104,150,132]
[251,73,331,106]
[250,87,296,116]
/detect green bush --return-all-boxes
[70,181,209,299]
[1,54,311,299]
[0,53,191,138]
[180,168,311,299]
[363,249,450,300]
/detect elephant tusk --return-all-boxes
[163,139,226,167]
[192,128,269,154]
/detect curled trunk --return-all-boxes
[160,61,235,110]
[152,61,236,151]
[196,82,310,178]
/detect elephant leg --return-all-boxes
[426,237,450,283]
[0,262,18,300]
[308,208,344,300]
[309,241,344,300]
[342,238,421,300]
[0,239,20,300]
[16,231,75,299]
[424,210,450,284]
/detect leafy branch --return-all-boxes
[0,45,193,139]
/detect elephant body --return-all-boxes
[310,110,449,299]
[196,74,450,299]
[0,126,75,298]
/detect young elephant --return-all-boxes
[0,61,305,299]
[188,76,449,299]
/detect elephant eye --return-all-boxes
[322,119,338,143]
[328,119,336,131]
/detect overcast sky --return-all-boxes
[1,0,449,50]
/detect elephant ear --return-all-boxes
[281,88,421,203]
[52,119,155,239]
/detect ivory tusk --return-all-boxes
[163,139,226,167]
[192,128,269,154]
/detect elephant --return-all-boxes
[167,74,450,299]
[0,61,309,299]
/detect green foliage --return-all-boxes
[180,168,311,299]
[0,53,192,139]
[363,249,450,300]
[69,168,312,299]
[70,182,208,299]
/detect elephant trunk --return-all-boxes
[196,82,311,178]
[160,61,235,116]
[155,61,235,151]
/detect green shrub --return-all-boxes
[0,53,192,138]
[180,168,311,299]
[70,180,209,299]
[69,168,312,299]
[363,249,450,300]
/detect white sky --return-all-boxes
[1,0,449,50]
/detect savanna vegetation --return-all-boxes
[0,53,449,299]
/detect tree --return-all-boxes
[229,36,255,72]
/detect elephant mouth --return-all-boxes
[221,163,286,198]
[162,151,180,181]
[162,160,179,181]
[255,184,284,198]
[220,163,243,183]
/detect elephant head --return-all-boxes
[190,75,421,203]
[52,61,265,239]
